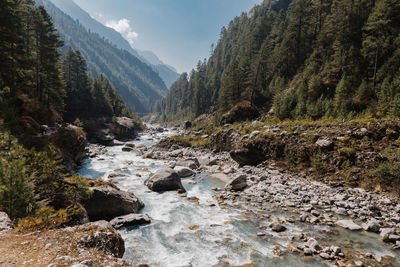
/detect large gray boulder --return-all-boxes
[83,185,144,221]
[225,174,248,191]
[110,214,151,229]
[0,212,12,231]
[144,168,186,192]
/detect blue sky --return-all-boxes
[74,0,262,73]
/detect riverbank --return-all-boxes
[143,120,400,266]
[3,122,398,266]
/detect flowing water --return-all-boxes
[78,128,399,267]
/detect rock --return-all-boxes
[77,222,125,258]
[175,159,200,170]
[380,228,396,243]
[184,121,192,129]
[319,252,331,259]
[354,260,363,267]
[111,117,138,141]
[110,214,151,229]
[220,101,260,125]
[257,232,266,236]
[335,220,362,231]
[271,224,287,232]
[224,174,247,191]
[304,248,313,255]
[144,168,186,193]
[122,146,134,152]
[174,166,195,178]
[249,131,260,139]
[93,129,115,145]
[0,212,12,231]
[315,138,333,149]
[305,238,321,252]
[362,219,380,233]
[47,125,87,171]
[83,185,144,221]
[230,148,265,167]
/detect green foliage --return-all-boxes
[156,0,400,122]
[16,205,84,232]
[0,132,36,219]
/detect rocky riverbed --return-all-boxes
[127,125,400,266]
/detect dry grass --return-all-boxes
[0,226,130,267]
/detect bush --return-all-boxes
[0,132,37,219]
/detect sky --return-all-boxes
[73,0,262,73]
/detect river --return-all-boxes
[78,128,399,267]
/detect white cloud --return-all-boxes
[106,18,138,47]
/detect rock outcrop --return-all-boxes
[84,117,139,145]
[83,185,144,221]
[110,214,152,229]
[110,117,138,141]
[0,212,12,231]
[78,221,125,258]
[47,124,87,171]
[144,168,186,192]
[220,101,260,125]
[0,221,130,266]
[230,148,265,166]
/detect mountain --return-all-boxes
[156,0,400,122]
[49,0,180,87]
[38,0,168,113]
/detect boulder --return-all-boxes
[93,129,115,145]
[0,212,12,231]
[380,228,396,243]
[335,219,362,231]
[184,121,192,129]
[47,125,87,171]
[220,101,260,125]
[77,221,125,258]
[272,224,287,232]
[110,214,151,229]
[362,219,381,233]
[174,166,195,177]
[315,138,333,149]
[230,148,265,167]
[122,145,134,152]
[144,168,186,192]
[225,174,248,191]
[83,185,144,221]
[176,159,200,170]
[305,238,321,252]
[111,117,138,141]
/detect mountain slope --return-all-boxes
[156,0,400,122]
[49,0,180,87]
[39,0,167,113]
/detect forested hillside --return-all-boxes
[0,0,138,223]
[38,0,168,113]
[155,0,400,122]
[49,0,180,88]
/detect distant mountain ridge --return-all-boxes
[49,0,180,87]
[38,0,168,113]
